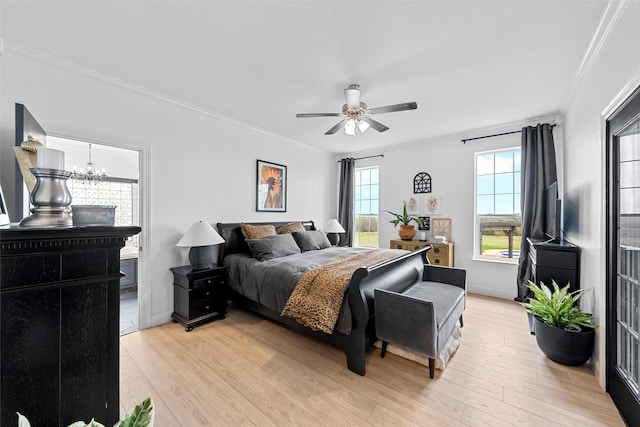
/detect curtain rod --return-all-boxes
[337,154,384,162]
[462,124,556,144]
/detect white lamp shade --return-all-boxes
[323,219,346,233]
[176,221,225,247]
[344,119,356,136]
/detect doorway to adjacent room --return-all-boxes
[48,137,141,336]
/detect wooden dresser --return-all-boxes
[0,225,140,426]
[390,239,454,267]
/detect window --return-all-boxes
[354,166,379,247]
[68,178,139,248]
[475,148,521,261]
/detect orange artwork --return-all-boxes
[257,160,287,212]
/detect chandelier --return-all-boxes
[72,143,107,184]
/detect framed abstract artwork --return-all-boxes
[432,218,451,241]
[256,159,287,212]
[422,192,442,215]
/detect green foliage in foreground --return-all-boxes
[18,397,154,427]
[520,280,596,331]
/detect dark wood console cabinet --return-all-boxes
[0,226,140,426]
[527,238,580,293]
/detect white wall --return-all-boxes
[561,0,640,386]
[0,45,337,327]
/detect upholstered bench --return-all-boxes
[374,265,466,378]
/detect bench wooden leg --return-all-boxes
[429,358,435,378]
[381,341,388,358]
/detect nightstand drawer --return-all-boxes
[390,240,430,251]
[192,287,216,303]
[193,275,225,290]
[430,245,449,257]
[190,299,222,319]
[429,255,447,265]
[191,287,227,305]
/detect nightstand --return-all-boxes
[170,264,228,331]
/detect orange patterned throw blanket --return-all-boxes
[281,249,408,333]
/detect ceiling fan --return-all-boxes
[296,84,418,136]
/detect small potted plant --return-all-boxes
[520,280,596,366]
[386,202,424,240]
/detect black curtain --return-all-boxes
[338,158,355,247]
[516,124,557,301]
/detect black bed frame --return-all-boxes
[216,221,429,376]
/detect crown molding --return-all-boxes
[3,39,324,153]
[561,0,628,113]
[601,68,640,119]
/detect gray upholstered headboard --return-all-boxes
[216,221,316,264]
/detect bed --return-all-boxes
[216,220,430,375]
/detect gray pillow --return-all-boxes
[292,230,331,252]
[246,233,301,261]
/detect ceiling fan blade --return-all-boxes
[368,102,418,115]
[296,112,343,118]
[325,119,349,135]
[362,117,389,133]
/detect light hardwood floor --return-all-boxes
[120,294,625,426]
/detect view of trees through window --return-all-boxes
[354,166,379,247]
[476,148,522,260]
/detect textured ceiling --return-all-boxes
[1,1,608,153]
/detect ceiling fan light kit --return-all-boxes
[296,84,417,136]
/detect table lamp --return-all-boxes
[324,219,346,246]
[176,221,225,270]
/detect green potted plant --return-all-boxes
[520,280,596,366]
[386,202,424,240]
[17,397,154,427]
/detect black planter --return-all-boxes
[533,317,595,366]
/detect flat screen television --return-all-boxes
[544,181,562,241]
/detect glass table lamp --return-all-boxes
[324,219,346,246]
[176,221,225,270]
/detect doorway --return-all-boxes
[48,137,141,336]
[606,85,640,426]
